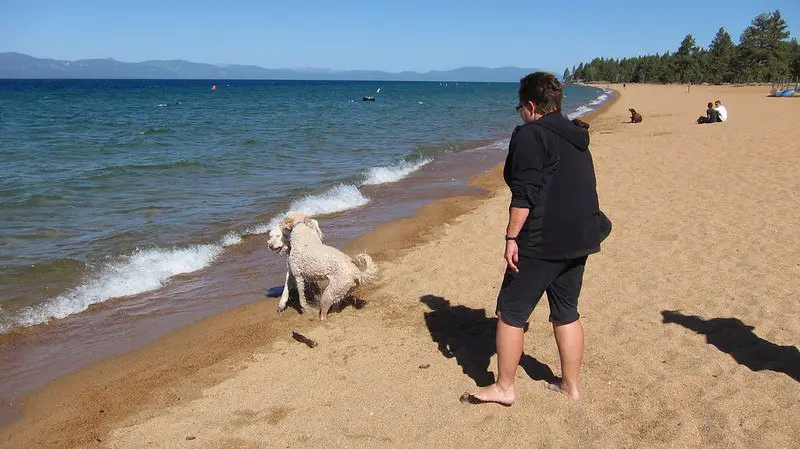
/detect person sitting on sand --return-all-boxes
[697,102,719,124]
[714,100,727,122]
[464,72,604,405]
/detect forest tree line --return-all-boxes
[564,10,799,85]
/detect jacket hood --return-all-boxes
[532,112,590,151]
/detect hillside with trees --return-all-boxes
[563,10,799,85]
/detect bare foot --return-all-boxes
[461,383,515,406]
[545,379,580,401]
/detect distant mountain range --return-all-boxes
[0,53,542,82]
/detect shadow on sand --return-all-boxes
[265,283,365,315]
[420,295,558,387]
[661,310,799,382]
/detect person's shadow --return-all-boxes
[420,295,558,387]
[661,310,799,382]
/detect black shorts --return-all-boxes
[495,256,587,327]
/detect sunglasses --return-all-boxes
[515,104,526,112]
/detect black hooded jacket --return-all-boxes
[503,112,602,259]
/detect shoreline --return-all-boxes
[0,136,507,414]
[0,94,618,447]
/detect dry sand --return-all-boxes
[2,84,799,448]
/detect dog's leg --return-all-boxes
[277,270,292,314]
[318,278,351,320]
[295,275,308,312]
[319,289,333,320]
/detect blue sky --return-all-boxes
[2,1,798,72]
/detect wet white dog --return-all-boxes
[267,212,378,320]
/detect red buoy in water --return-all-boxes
[211,85,217,91]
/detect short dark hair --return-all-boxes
[519,72,562,114]
[707,102,713,108]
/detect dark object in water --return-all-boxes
[292,331,318,348]
[362,96,376,101]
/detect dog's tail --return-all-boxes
[352,253,379,285]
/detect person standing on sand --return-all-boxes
[465,72,604,405]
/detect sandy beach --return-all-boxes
[2,84,799,448]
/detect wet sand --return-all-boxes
[3,84,800,448]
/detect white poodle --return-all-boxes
[266,212,378,320]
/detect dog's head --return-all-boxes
[629,108,637,115]
[266,212,323,254]
[266,221,290,254]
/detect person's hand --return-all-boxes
[504,240,519,273]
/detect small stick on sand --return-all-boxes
[292,331,318,348]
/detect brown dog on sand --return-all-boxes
[629,108,643,123]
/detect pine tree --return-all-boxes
[739,10,791,82]
[675,34,700,84]
[563,67,572,84]
[696,48,711,82]
[658,52,675,83]
[709,28,735,84]
[729,45,748,83]
[789,38,800,79]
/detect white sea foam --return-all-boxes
[567,105,594,120]
[0,245,223,333]
[246,158,426,237]
[568,89,613,119]
[237,158,424,239]
[251,158,420,233]
[589,94,609,106]
[290,184,369,216]
[472,140,507,152]
[362,158,432,186]
[0,307,9,334]
[221,232,242,247]
[245,183,371,239]
[245,222,272,236]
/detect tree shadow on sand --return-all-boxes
[661,310,800,382]
[420,295,558,387]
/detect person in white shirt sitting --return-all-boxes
[714,100,728,122]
